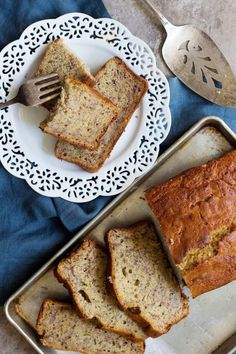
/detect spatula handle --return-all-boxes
[142,0,174,31]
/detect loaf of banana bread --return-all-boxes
[145,150,236,297]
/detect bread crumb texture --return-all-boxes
[43,77,119,150]
[35,38,95,85]
[55,239,147,341]
[36,299,144,353]
[107,221,189,336]
[55,56,148,171]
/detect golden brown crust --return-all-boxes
[145,150,236,296]
[145,150,236,264]
[43,77,120,151]
[183,229,236,297]
[39,118,48,131]
[55,56,149,172]
[81,73,96,87]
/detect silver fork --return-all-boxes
[0,73,61,109]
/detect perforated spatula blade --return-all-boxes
[143,0,236,107]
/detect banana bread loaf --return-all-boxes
[145,150,236,297]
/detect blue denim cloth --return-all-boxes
[164,77,236,151]
[1,0,236,305]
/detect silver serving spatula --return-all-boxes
[143,0,236,107]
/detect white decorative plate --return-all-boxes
[0,12,171,202]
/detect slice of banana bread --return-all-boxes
[41,77,120,151]
[35,38,95,110]
[35,38,95,86]
[36,299,144,354]
[55,56,148,171]
[55,240,147,342]
[106,221,189,337]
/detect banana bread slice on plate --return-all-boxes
[55,56,148,171]
[41,77,120,151]
[35,38,95,110]
[35,38,96,86]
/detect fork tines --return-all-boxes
[35,74,61,104]
[34,73,60,84]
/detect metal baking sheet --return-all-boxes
[4,116,236,354]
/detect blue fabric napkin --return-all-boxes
[0,0,236,305]
[164,78,236,151]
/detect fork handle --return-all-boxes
[0,96,19,109]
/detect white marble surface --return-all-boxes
[1,0,236,353]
